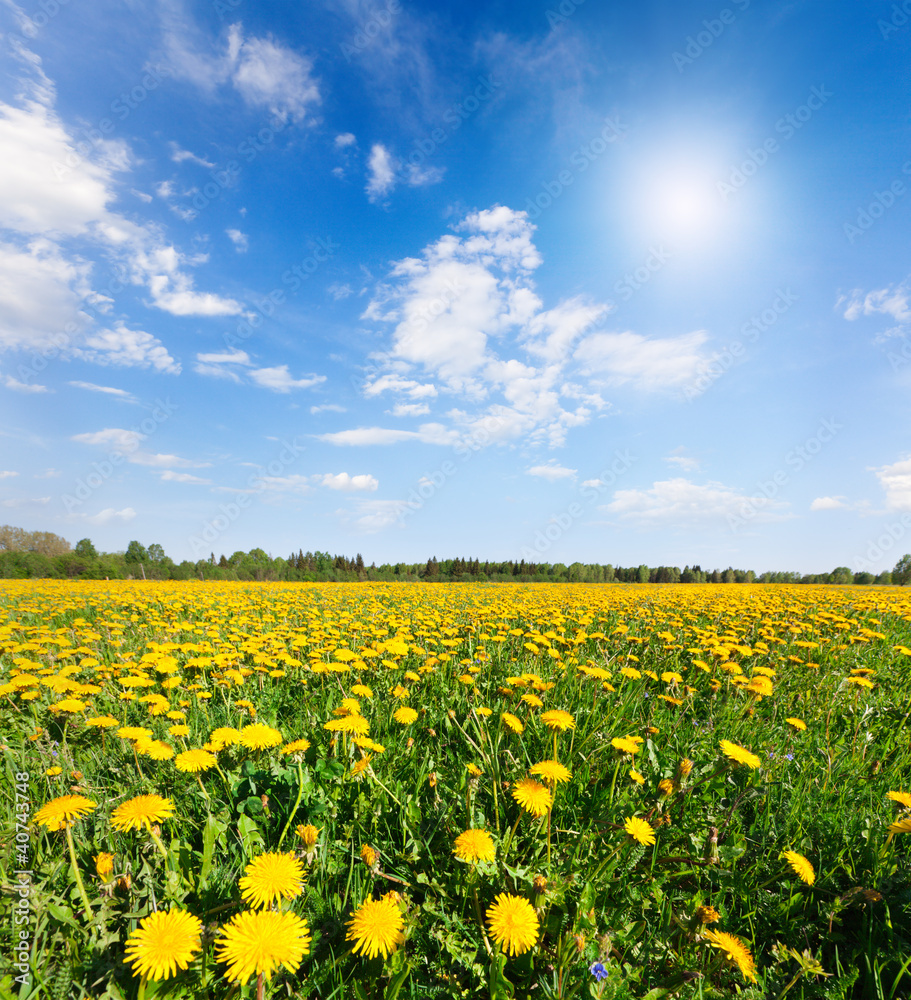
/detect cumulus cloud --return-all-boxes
[842,282,911,323]
[366,143,396,202]
[248,366,326,393]
[527,461,577,481]
[226,228,248,252]
[810,496,848,511]
[72,323,180,374]
[872,456,911,510]
[604,478,790,526]
[318,472,378,491]
[574,330,711,390]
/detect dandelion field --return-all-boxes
[2,581,911,1000]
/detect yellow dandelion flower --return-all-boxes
[696,905,721,924]
[453,829,496,864]
[629,769,645,785]
[238,724,283,750]
[511,778,552,817]
[239,852,305,909]
[175,749,217,773]
[393,706,418,725]
[781,850,815,884]
[467,763,483,777]
[324,715,370,735]
[216,910,311,984]
[361,844,377,868]
[210,726,241,747]
[34,795,97,831]
[529,760,572,785]
[117,726,152,741]
[346,896,404,960]
[888,817,911,835]
[486,893,539,957]
[86,715,120,728]
[135,738,175,761]
[704,930,757,983]
[297,824,320,847]
[540,709,575,732]
[351,754,372,776]
[281,738,312,755]
[886,791,911,810]
[95,851,115,880]
[124,909,203,981]
[719,740,761,769]
[168,724,190,737]
[502,712,524,734]
[110,794,175,832]
[520,693,543,709]
[624,816,656,846]
[611,737,640,755]
[785,717,806,731]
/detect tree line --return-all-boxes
[1,526,909,585]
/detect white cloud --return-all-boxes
[162,18,320,122]
[2,496,50,508]
[226,228,248,252]
[810,496,848,511]
[0,239,91,350]
[527,461,577,481]
[34,468,61,478]
[364,374,437,399]
[310,403,347,414]
[335,132,357,148]
[605,478,790,526]
[318,472,378,492]
[843,282,911,323]
[248,366,326,393]
[574,330,711,391]
[197,348,251,365]
[155,180,175,199]
[72,428,143,452]
[169,143,215,168]
[366,143,396,202]
[68,381,135,399]
[388,402,430,417]
[405,162,444,187]
[319,423,458,447]
[72,506,137,525]
[72,323,180,374]
[0,471,19,479]
[5,375,49,392]
[160,470,211,484]
[665,451,700,472]
[872,456,911,510]
[328,282,353,300]
[342,499,406,532]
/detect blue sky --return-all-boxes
[1,0,910,572]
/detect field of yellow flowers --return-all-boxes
[2,580,911,1000]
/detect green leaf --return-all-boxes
[199,815,228,889]
[384,962,412,1000]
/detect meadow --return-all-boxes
[1,580,910,1000]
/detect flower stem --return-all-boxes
[65,826,93,916]
[277,760,305,851]
[146,825,170,865]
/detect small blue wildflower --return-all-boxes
[590,962,608,981]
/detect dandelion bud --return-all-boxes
[94,851,114,881]
[361,844,377,869]
[533,875,548,893]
